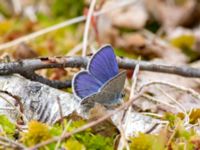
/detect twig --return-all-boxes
[131,63,140,96]
[141,112,163,118]
[155,85,190,125]
[145,123,160,134]
[0,107,15,110]
[0,136,26,149]
[117,58,200,78]
[0,90,28,123]
[138,81,200,100]
[0,0,138,50]
[22,72,71,89]
[141,94,179,110]
[82,0,96,57]
[166,123,179,147]
[1,56,200,89]
[156,86,186,113]
[155,86,190,125]
[12,0,22,15]
[121,63,140,124]
[26,93,142,150]
[0,140,10,148]
[56,97,64,128]
[117,124,130,150]
[118,64,140,150]
[55,120,72,150]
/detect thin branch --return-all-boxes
[156,86,186,113]
[55,120,72,150]
[140,112,163,118]
[121,63,140,123]
[155,86,190,125]
[0,56,200,88]
[0,136,26,149]
[138,81,200,100]
[56,97,64,128]
[117,58,200,78]
[0,90,28,123]
[141,93,178,109]
[22,72,71,89]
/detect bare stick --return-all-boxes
[1,56,200,89]
[0,136,26,149]
[22,72,71,89]
[0,91,28,123]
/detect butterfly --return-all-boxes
[72,45,126,107]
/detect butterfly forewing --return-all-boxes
[88,45,119,84]
[72,71,102,99]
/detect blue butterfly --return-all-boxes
[72,45,126,107]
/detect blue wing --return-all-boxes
[88,45,119,84]
[81,71,126,106]
[72,71,102,99]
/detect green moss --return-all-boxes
[21,120,52,146]
[170,35,200,61]
[0,115,15,137]
[130,133,165,150]
[52,0,84,19]
[64,138,85,150]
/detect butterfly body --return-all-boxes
[72,45,126,107]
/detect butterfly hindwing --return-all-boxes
[81,91,121,106]
[72,71,102,99]
[81,71,126,105]
[88,45,119,84]
[101,71,126,94]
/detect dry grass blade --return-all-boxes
[55,120,72,150]
[139,81,200,100]
[141,93,180,110]
[0,0,138,51]
[82,0,96,57]
[155,86,190,125]
[0,92,28,123]
[118,63,140,150]
[0,136,27,149]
